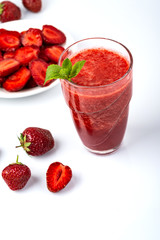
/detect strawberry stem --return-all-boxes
[16,155,22,165]
[16,155,19,163]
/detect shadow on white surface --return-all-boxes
[24,175,40,190]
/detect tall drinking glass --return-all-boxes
[59,38,133,154]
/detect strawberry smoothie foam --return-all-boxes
[60,38,133,154]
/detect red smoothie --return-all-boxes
[60,45,132,153]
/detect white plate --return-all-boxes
[0,19,74,98]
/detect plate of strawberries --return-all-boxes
[0,19,74,98]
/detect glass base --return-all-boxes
[84,145,120,155]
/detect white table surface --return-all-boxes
[0,0,160,239]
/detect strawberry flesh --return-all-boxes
[3,51,15,59]
[39,47,50,62]
[24,76,37,89]
[0,77,5,84]
[44,45,65,63]
[21,28,42,47]
[0,50,3,60]
[29,59,53,87]
[42,25,66,45]
[0,28,7,34]
[3,66,31,92]
[0,24,66,92]
[14,46,39,65]
[46,162,72,192]
[0,30,21,51]
[0,58,20,77]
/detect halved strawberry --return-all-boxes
[0,30,20,51]
[46,162,72,192]
[42,25,66,45]
[14,46,39,65]
[3,66,31,92]
[21,28,42,47]
[0,58,20,77]
[3,51,15,59]
[29,59,53,87]
[44,45,65,63]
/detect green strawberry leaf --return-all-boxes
[16,133,31,152]
[0,4,4,15]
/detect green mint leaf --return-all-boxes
[69,60,86,79]
[44,58,86,85]
[44,64,61,84]
[62,58,72,73]
[60,58,72,80]
[59,68,70,80]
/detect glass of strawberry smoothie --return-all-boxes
[59,38,133,154]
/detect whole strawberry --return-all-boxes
[22,0,42,13]
[17,127,55,156]
[0,1,21,23]
[2,155,31,191]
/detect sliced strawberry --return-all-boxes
[21,30,26,35]
[29,59,53,87]
[0,30,20,51]
[0,77,5,85]
[24,76,37,89]
[21,28,42,47]
[46,162,72,193]
[0,58,20,77]
[0,28,7,34]
[3,67,31,92]
[3,51,15,59]
[42,25,66,45]
[14,46,39,65]
[7,30,20,38]
[39,47,50,62]
[44,45,65,63]
[0,51,3,60]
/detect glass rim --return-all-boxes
[58,37,133,89]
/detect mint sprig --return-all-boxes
[44,58,86,84]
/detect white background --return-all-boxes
[0,0,160,239]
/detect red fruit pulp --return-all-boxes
[60,48,132,153]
